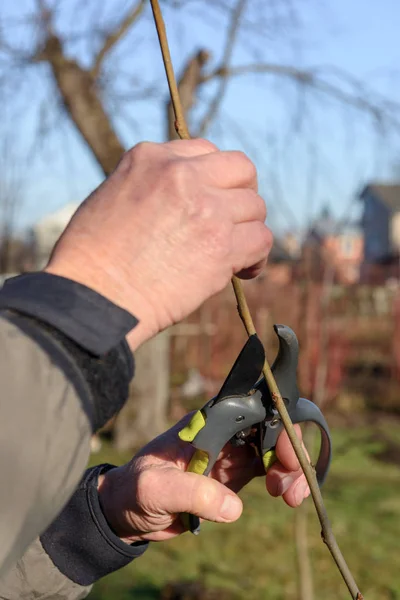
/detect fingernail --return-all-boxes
[220,495,242,521]
[294,480,310,506]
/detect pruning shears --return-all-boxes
[178,324,332,534]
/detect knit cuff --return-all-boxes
[41,465,149,586]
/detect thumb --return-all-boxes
[142,467,243,523]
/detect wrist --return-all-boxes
[97,468,142,545]
[44,260,158,351]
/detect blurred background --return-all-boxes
[0,0,400,598]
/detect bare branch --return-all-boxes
[201,62,400,128]
[294,502,314,600]
[151,0,363,597]
[166,49,210,140]
[35,0,53,35]
[90,0,146,80]
[196,0,247,137]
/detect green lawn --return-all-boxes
[88,423,400,600]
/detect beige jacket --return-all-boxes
[0,314,93,598]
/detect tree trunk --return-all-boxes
[39,33,170,449]
[114,330,170,450]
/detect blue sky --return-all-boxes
[1,0,400,235]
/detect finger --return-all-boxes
[236,259,267,280]
[164,138,219,157]
[133,411,196,467]
[231,221,273,277]
[218,189,267,225]
[211,447,263,490]
[266,463,303,498]
[192,150,258,191]
[139,466,243,524]
[275,424,306,472]
[282,474,311,508]
[139,520,187,542]
[216,441,258,467]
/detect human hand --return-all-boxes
[97,417,310,544]
[45,139,272,350]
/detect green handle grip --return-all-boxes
[262,449,277,472]
[180,448,210,533]
[186,448,210,475]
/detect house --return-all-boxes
[323,227,364,284]
[261,236,298,286]
[300,206,363,284]
[30,202,80,269]
[359,183,400,282]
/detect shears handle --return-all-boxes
[290,397,332,485]
[180,448,214,534]
[178,393,267,534]
[261,397,332,485]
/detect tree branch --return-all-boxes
[294,500,314,600]
[201,62,400,128]
[91,0,146,80]
[195,0,247,137]
[35,0,53,35]
[166,49,210,140]
[150,1,364,598]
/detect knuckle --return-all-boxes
[234,150,257,176]
[130,141,155,159]
[192,478,221,515]
[253,221,273,251]
[256,194,268,221]
[117,142,158,175]
[117,149,134,174]
[261,224,273,251]
[243,190,267,221]
[135,467,157,508]
[164,159,193,195]
[191,138,219,153]
[166,138,218,158]
[192,193,215,222]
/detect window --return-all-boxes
[341,236,354,257]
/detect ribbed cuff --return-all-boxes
[41,465,149,586]
[0,272,138,355]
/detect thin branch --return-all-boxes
[202,62,400,129]
[313,261,335,408]
[35,0,53,35]
[91,0,146,80]
[294,500,314,600]
[149,1,363,598]
[196,0,247,137]
[166,49,210,140]
[150,1,190,140]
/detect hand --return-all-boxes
[97,417,310,544]
[45,139,272,350]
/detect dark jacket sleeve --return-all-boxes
[0,272,147,599]
[0,466,149,600]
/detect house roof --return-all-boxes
[360,183,400,212]
[304,205,337,243]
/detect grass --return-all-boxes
[88,423,400,600]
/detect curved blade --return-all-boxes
[215,334,265,403]
[254,324,299,410]
[271,324,300,406]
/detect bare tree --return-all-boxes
[0,135,27,274]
